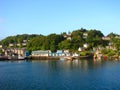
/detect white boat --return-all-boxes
[64,56,73,60]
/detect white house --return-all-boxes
[22,43,27,46]
[83,32,88,38]
[78,47,84,51]
[9,43,14,47]
[0,45,2,48]
[83,43,89,49]
[102,36,110,40]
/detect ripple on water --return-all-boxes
[0,60,120,90]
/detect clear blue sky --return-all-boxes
[0,0,120,39]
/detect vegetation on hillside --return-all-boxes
[0,34,41,48]
[0,28,120,54]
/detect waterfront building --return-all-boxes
[31,50,49,56]
[25,51,30,57]
[56,50,64,56]
[64,50,71,56]
[3,48,27,57]
[49,50,65,56]
[31,50,68,57]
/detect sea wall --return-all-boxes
[30,56,60,60]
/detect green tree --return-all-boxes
[47,34,65,52]
[112,38,120,50]
[86,30,104,48]
[58,40,71,50]
[27,36,45,51]
[70,28,87,50]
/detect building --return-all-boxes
[78,47,84,51]
[102,37,110,40]
[63,32,72,40]
[23,40,28,43]
[9,43,14,47]
[0,45,2,48]
[49,50,65,56]
[31,50,49,56]
[17,43,21,47]
[22,43,27,46]
[31,50,67,57]
[83,32,88,39]
[67,32,72,40]
[3,48,27,56]
[83,43,89,49]
[64,50,71,56]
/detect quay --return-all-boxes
[30,56,60,60]
[0,56,9,60]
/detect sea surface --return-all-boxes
[0,59,120,90]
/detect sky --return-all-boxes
[0,0,120,39]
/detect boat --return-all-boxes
[64,56,74,60]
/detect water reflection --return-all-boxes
[1,59,120,90]
[3,59,120,70]
[45,59,120,71]
[44,59,94,72]
[24,59,104,70]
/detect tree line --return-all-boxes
[0,28,120,52]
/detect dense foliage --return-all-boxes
[27,34,65,52]
[0,34,41,47]
[1,28,120,53]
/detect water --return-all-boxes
[0,59,120,90]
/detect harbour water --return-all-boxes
[0,59,120,90]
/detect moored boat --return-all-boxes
[64,56,73,60]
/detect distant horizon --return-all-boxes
[0,0,120,40]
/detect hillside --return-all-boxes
[0,28,108,52]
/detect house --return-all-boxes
[9,43,14,47]
[22,43,27,46]
[0,45,2,48]
[78,47,84,51]
[54,50,64,56]
[23,40,28,43]
[67,32,72,40]
[17,43,21,46]
[16,48,27,56]
[102,37,110,40]
[3,48,27,56]
[64,50,71,56]
[63,32,72,40]
[25,51,30,57]
[16,42,27,47]
[83,32,88,38]
[83,43,89,49]
[73,52,79,57]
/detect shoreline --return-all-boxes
[0,55,93,61]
